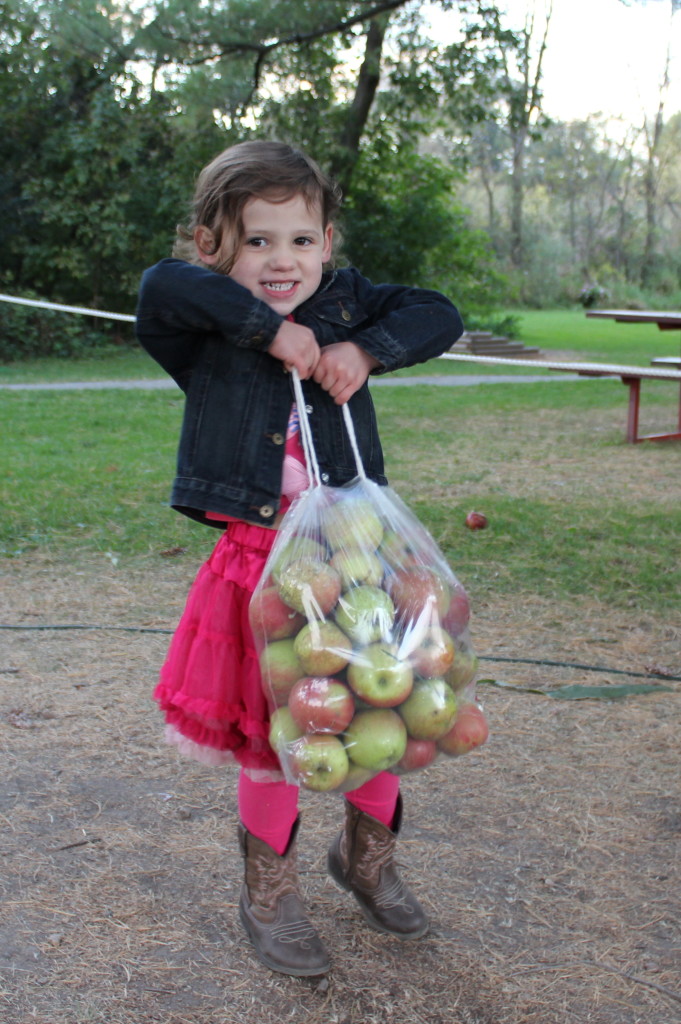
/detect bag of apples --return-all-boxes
[249,379,488,793]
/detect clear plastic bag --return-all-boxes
[249,377,488,792]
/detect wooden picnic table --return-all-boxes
[584,308,681,442]
[439,352,681,444]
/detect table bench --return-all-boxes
[438,352,681,444]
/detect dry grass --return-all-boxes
[1,555,680,1024]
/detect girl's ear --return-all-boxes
[194,226,219,264]
[322,223,334,263]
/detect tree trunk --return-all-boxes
[330,15,389,195]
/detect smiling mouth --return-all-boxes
[263,281,297,292]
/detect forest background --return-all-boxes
[3,0,681,360]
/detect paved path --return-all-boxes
[0,374,584,392]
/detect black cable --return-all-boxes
[1,623,679,682]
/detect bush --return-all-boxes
[0,290,134,362]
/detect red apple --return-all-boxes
[409,625,455,679]
[344,708,408,772]
[288,676,355,734]
[442,586,471,635]
[397,677,458,741]
[392,737,438,774]
[276,557,341,617]
[249,585,305,641]
[437,703,489,756]
[387,566,451,625]
[289,734,349,791]
[293,620,352,676]
[465,511,488,530]
[259,638,306,706]
[347,642,414,707]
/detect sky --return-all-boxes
[426,0,681,127]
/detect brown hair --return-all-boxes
[173,139,342,272]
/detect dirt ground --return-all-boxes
[1,555,680,1024]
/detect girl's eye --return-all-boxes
[246,236,267,248]
[294,236,313,246]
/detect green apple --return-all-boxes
[290,733,349,791]
[276,557,341,617]
[270,536,327,583]
[444,646,479,693]
[259,638,305,706]
[329,549,383,589]
[268,706,303,754]
[347,642,413,707]
[335,585,395,646]
[397,677,458,741]
[293,620,352,676]
[344,708,407,772]
[324,499,384,553]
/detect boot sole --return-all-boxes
[239,902,331,978]
[327,852,429,941]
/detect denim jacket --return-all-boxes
[135,258,463,528]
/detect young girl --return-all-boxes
[136,140,464,978]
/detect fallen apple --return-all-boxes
[437,702,489,756]
[249,585,305,641]
[398,677,458,741]
[465,511,488,530]
[335,585,395,646]
[288,676,355,734]
[293,620,352,676]
[289,733,350,791]
[344,708,407,772]
[347,642,414,707]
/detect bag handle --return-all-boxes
[291,369,367,487]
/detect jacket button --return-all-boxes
[259,504,274,518]
[342,310,352,322]
[305,404,313,414]
[272,433,285,445]
[321,473,330,483]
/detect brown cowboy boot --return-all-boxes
[238,819,330,977]
[327,795,429,939]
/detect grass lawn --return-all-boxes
[2,370,680,614]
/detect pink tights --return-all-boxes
[238,769,400,856]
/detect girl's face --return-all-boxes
[197,194,333,316]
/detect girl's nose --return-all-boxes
[268,243,296,269]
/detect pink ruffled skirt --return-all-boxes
[154,520,280,774]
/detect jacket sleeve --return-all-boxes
[340,267,464,373]
[135,259,284,389]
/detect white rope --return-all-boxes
[291,370,366,486]
[0,293,136,323]
[341,402,366,480]
[291,369,321,488]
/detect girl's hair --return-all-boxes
[174,139,343,272]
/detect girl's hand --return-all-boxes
[268,320,321,378]
[313,342,382,405]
